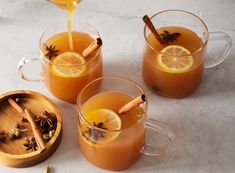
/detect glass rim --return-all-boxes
[77,75,148,133]
[143,9,209,57]
[39,20,101,67]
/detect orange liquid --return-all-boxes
[41,32,102,102]
[78,92,146,170]
[143,26,205,97]
[49,0,79,10]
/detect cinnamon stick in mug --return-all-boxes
[8,98,46,152]
[118,94,146,114]
[142,15,164,44]
[82,38,103,58]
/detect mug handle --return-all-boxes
[141,118,175,156]
[205,31,232,69]
[17,53,41,82]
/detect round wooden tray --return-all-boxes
[0,90,62,168]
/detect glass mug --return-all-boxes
[142,9,232,98]
[18,21,103,103]
[77,76,175,170]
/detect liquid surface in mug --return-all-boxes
[78,91,145,170]
[41,32,102,102]
[143,26,205,97]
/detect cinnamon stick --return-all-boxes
[82,38,102,58]
[24,109,46,152]
[142,15,164,44]
[118,94,146,114]
[8,98,26,116]
[7,98,46,152]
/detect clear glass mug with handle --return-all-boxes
[142,9,232,98]
[17,21,103,103]
[77,76,175,170]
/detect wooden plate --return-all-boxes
[0,90,62,168]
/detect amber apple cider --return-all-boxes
[41,32,102,102]
[143,26,205,98]
[78,92,146,170]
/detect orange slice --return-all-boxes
[81,109,121,145]
[51,51,86,77]
[157,45,193,73]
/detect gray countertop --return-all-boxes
[0,0,234,172]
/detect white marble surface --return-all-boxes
[0,0,235,172]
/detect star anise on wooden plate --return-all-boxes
[160,30,181,44]
[44,44,59,59]
[34,111,57,130]
[23,137,38,151]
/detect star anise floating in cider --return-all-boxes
[82,122,107,143]
[142,15,181,44]
[160,30,181,44]
[44,44,60,59]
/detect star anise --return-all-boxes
[160,30,181,44]
[44,44,59,59]
[34,111,57,130]
[23,137,38,151]
[82,122,107,143]
[0,131,7,142]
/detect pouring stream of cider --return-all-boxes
[68,8,75,51]
[48,0,81,51]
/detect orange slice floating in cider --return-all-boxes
[157,45,193,73]
[81,109,121,145]
[51,51,86,77]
